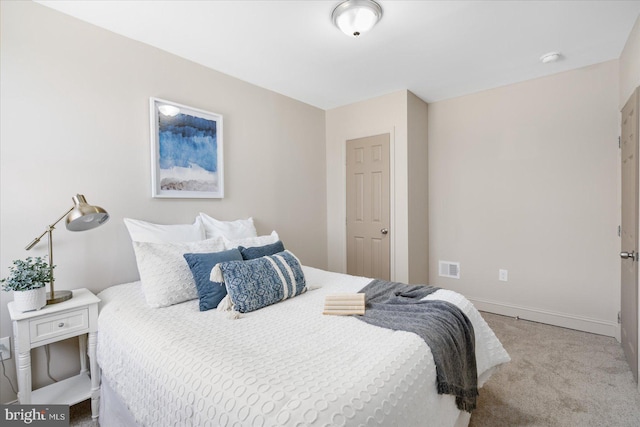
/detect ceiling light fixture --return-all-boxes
[332,0,383,38]
[540,52,561,64]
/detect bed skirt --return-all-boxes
[100,377,139,427]
[99,375,471,427]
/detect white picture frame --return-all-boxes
[150,97,224,198]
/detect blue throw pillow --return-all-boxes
[217,250,306,313]
[184,249,242,311]
[238,240,285,260]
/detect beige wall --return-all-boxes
[0,1,326,402]
[428,60,620,337]
[619,13,640,390]
[325,90,429,284]
[325,91,403,281]
[407,92,429,283]
[620,15,640,109]
[326,91,407,280]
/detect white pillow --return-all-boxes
[199,213,257,240]
[223,231,279,250]
[132,237,226,308]
[124,217,205,243]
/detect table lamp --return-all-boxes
[24,194,109,304]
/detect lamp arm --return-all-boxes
[24,206,74,250]
[24,205,74,301]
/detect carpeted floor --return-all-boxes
[68,399,96,427]
[470,312,640,427]
[69,312,640,426]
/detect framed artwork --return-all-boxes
[150,97,224,198]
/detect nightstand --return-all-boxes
[7,288,100,419]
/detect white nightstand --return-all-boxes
[7,288,101,419]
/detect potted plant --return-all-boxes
[1,257,54,312]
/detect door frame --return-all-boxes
[341,127,396,280]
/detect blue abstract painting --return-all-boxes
[151,98,223,198]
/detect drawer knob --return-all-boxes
[58,322,65,328]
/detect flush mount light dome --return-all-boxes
[332,0,383,38]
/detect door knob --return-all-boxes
[381,228,388,235]
[620,251,636,261]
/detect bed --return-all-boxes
[97,265,510,427]
[98,215,510,426]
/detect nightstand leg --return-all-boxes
[16,351,32,403]
[79,334,87,374]
[88,331,100,419]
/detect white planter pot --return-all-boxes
[13,287,47,312]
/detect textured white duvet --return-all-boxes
[97,266,510,427]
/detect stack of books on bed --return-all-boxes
[323,293,365,315]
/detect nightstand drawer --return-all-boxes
[29,309,89,344]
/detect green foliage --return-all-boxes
[1,257,54,292]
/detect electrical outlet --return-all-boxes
[499,269,508,282]
[0,336,10,360]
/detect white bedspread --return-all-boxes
[97,266,510,427]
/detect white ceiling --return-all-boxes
[36,0,640,110]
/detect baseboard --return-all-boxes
[469,297,621,341]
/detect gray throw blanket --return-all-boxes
[355,279,478,412]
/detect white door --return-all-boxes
[621,87,639,383]
[346,134,390,280]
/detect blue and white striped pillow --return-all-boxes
[212,250,306,313]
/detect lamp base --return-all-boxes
[46,290,73,305]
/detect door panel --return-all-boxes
[346,134,390,280]
[372,171,383,221]
[621,87,639,383]
[371,238,384,279]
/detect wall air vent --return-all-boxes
[439,261,460,279]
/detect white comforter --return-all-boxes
[97,266,510,427]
